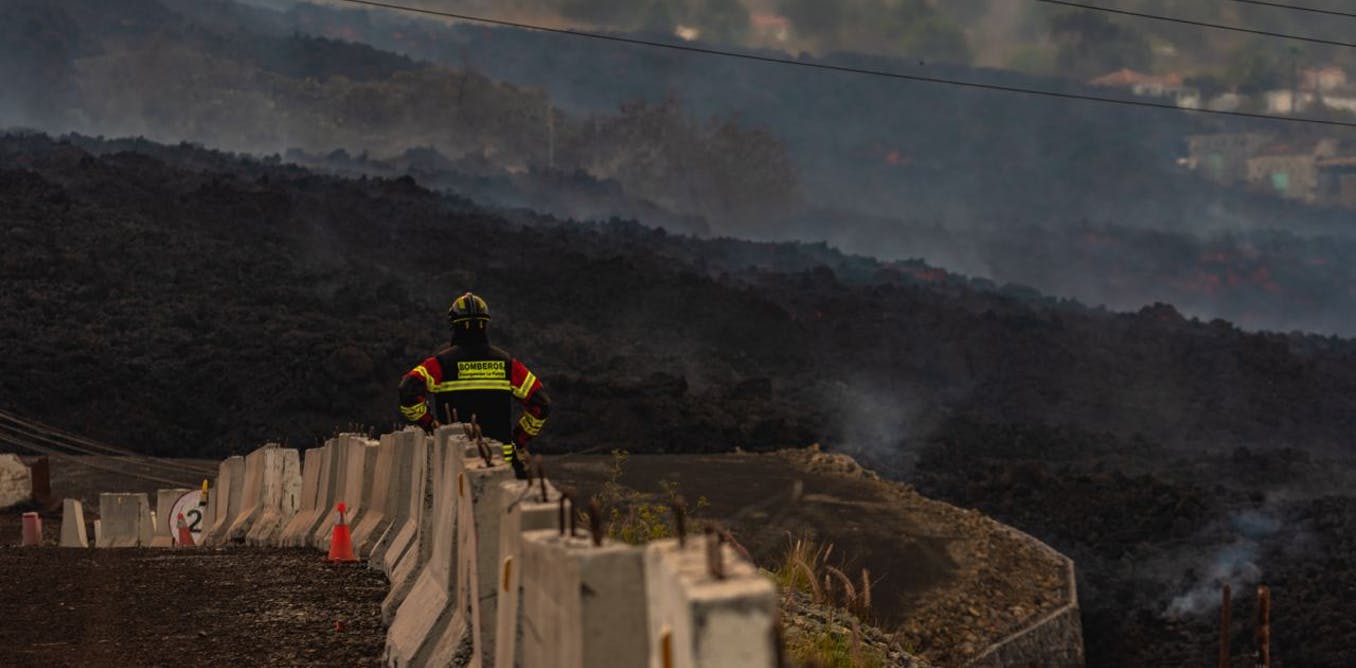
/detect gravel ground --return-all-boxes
[0,543,388,667]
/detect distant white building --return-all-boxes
[1264,90,1316,115]
[1088,68,1200,108]
[1265,86,1356,115]
[1301,66,1348,93]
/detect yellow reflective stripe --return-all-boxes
[401,403,428,421]
[501,443,516,456]
[517,413,545,436]
[512,371,537,399]
[412,365,436,392]
[431,379,512,392]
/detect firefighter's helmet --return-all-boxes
[448,292,491,325]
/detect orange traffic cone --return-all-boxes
[327,502,357,562]
[176,512,195,547]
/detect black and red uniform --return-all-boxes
[398,342,550,468]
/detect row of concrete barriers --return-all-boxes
[67,426,778,667]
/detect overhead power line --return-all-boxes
[0,409,215,476]
[1037,0,1356,49]
[1225,0,1356,20]
[0,431,199,488]
[0,421,213,479]
[329,0,1356,129]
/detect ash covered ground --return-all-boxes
[3,136,1356,664]
[0,544,388,667]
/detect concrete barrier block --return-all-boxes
[306,438,350,550]
[312,435,376,550]
[224,445,272,542]
[149,488,192,548]
[369,430,420,572]
[385,428,471,664]
[351,433,396,558]
[356,441,380,519]
[519,530,651,668]
[60,498,89,548]
[141,507,155,547]
[493,480,560,668]
[382,428,442,622]
[97,493,150,548]
[427,453,517,668]
[344,433,387,555]
[201,456,245,546]
[644,538,778,668]
[246,447,304,546]
[279,445,329,547]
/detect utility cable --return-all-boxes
[1036,0,1356,50]
[330,0,1356,129]
[0,431,199,488]
[0,420,215,479]
[1225,0,1356,20]
[0,409,215,475]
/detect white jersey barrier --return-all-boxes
[429,445,516,667]
[493,480,560,668]
[245,446,303,546]
[382,429,440,623]
[644,537,778,668]
[312,435,376,550]
[200,456,244,546]
[518,528,650,668]
[223,446,268,543]
[60,498,89,548]
[369,429,421,571]
[351,433,397,558]
[96,493,150,548]
[386,427,476,666]
[280,444,332,547]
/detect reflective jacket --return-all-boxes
[398,343,550,461]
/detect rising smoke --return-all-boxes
[1165,501,1289,619]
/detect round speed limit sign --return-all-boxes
[169,490,207,546]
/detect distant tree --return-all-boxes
[778,0,844,44]
[558,0,643,26]
[1224,42,1288,94]
[938,0,993,24]
[1049,10,1152,79]
[1008,45,1057,76]
[638,0,685,33]
[899,13,971,64]
[1184,73,1229,100]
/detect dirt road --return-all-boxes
[0,546,387,667]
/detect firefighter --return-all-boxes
[398,292,549,478]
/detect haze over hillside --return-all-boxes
[8,0,1356,336]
